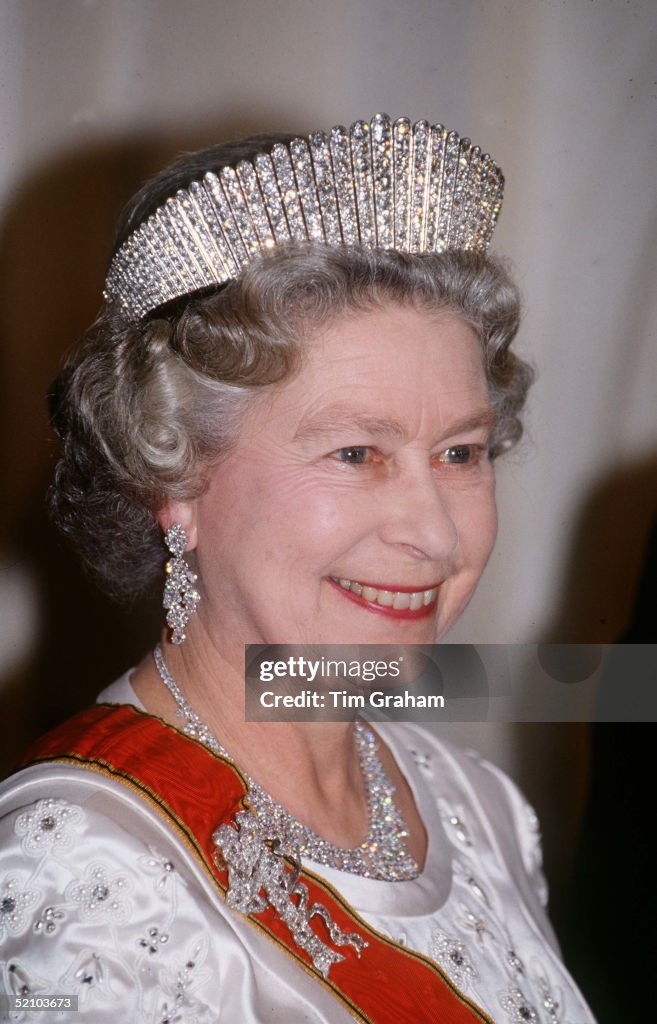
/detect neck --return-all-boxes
[132,627,368,847]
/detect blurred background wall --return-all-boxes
[1,2,655,1019]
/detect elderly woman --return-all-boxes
[0,116,595,1023]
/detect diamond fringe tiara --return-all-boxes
[104,113,504,321]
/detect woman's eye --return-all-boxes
[334,446,372,465]
[438,444,483,465]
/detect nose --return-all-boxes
[377,457,459,563]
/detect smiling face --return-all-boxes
[174,302,498,650]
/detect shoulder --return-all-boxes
[0,761,261,1021]
[0,759,220,913]
[381,722,549,908]
[0,762,224,1020]
[0,765,190,1011]
[382,721,536,814]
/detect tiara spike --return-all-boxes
[349,120,376,248]
[253,153,292,244]
[204,173,247,270]
[371,113,394,249]
[188,181,236,281]
[392,117,412,250]
[308,131,342,245]
[165,195,214,290]
[289,138,325,243]
[469,150,494,251]
[235,161,275,250]
[410,120,431,253]
[129,230,167,316]
[153,208,197,294]
[424,124,446,252]
[472,157,500,251]
[195,179,239,278]
[220,166,261,260]
[103,114,505,319]
[270,144,307,241]
[448,138,473,251]
[435,131,459,250]
[329,125,359,245]
[454,144,481,249]
[487,164,505,248]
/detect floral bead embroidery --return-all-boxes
[157,934,210,1021]
[15,798,84,857]
[409,747,434,776]
[139,846,180,892]
[438,799,474,846]
[60,949,121,1009]
[452,861,492,907]
[73,951,105,988]
[139,926,171,955]
[4,957,49,998]
[458,904,491,945]
[0,875,42,941]
[499,986,539,1022]
[527,959,569,1023]
[33,905,67,936]
[429,928,478,990]
[66,862,133,922]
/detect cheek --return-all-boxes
[472,490,498,565]
[260,478,373,567]
[479,503,498,563]
[201,458,370,569]
[243,443,372,526]
[454,478,498,568]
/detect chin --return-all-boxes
[325,618,439,646]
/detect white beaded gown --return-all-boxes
[0,675,597,1023]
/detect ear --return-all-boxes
[157,501,198,551]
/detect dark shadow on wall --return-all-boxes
[567,514,656,1024]
[512,454,657,877]
[539,456,657,645]
[523,462,657,1024]
[0,109,298,777]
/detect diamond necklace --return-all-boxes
[153,644,419,881]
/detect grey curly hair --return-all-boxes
[48,139,531,604]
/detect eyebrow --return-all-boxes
[293,405,497,444]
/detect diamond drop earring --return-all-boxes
[162,524,201,645]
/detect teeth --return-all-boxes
[331,578,438,610]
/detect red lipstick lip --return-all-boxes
[327,577,440,620]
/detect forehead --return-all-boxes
[240,303,491,445]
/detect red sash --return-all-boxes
[22,703,492,1024]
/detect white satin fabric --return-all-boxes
[0,677,596,1023]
